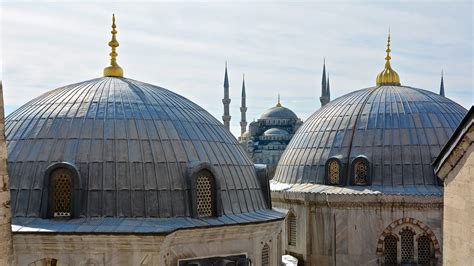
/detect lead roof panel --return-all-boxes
[272,85,467,194]
[7,77,268,220]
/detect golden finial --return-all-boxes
[103,14,124,77]
[276,94,282,107]
[376,29,400,86]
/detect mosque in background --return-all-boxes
[222,60,332,178]
[3,16,285,265]
[270,33,467,265]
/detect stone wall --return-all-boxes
[442,143,474,265]
[273,194,443,265]
[0,82,13,265]
[13,220,284,266]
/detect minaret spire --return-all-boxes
[103,14,124,77]
[320,59,330,107]
[439,70,445,97]
[222,62,231,130]
[327,73,331,101]
[240,74,247,136]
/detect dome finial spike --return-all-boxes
[103,14,124,77]
[376,29,400,86]
[276,94,282,107]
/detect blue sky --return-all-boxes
[1,1,472,137]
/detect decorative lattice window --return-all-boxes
[400,228,415,264]
[327,160,340,185]
[51,169,72,218]
[288,212,297,246]
[354,160,368,185]
[196,171,215,218]
[261,243,270,266]
[418,235,433,265]
[383,235,397,265]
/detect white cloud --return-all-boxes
[1,1,472,137]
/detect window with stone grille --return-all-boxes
[261,243,270,266]
[288,212,297,246]
[51,168,72,218]
[400,228,415,264]
[327,160,340,185]
[383,235,397,265]
[354,160,368,185]
[196,171,215,218]
[418,235,433,265]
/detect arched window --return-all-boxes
[351,156,370,185]
[383,235,397,265]
[354,161,368,185]
[327,159,341,185]
[418,235,434,265]
[287,211,297,246]
[29,258,58,266]
[196,170,216,218]
[50,168,72,218]
[400,228,415,264]
[261,243,270,266]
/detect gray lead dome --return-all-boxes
[273,85,467,191]
[7,77,268,218]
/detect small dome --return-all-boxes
[260,106,298,120]
[264,128,289,136]
[242,131,251,138]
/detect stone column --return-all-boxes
[0,81,13,265]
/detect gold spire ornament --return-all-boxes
[376,30,400,86]
[103,14,124,77]
[276,94,282,107]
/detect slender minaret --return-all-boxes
[327,73,331,102]
[0,81,13,265]
[439,71,445,97]
[240,74,247,136]
[320,60,330,107]
[222,62,231,130]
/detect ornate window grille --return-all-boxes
[196,171,215,217]
[354,160,368,185]
[383,235,397,265]
[288,212,297,246]
[327,160,340,185]
[400,228,415,264]
[51,169,72,218]
[261,243,270,266]
[418,235,433,265]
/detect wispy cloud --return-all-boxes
[1,1,472,137]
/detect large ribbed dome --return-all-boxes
[7,77,269,218]
[273,85,467,193]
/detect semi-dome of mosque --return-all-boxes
[6,16,275,223]
[260,98,298,120]
[264,128,289,136]
[272,34,468,194]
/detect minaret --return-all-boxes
[0,82,13,265]
[222,62,231,130]
[439,71,445,97]
[320,60,330,107]
[327,73,331,102]
[240,75,247,136]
